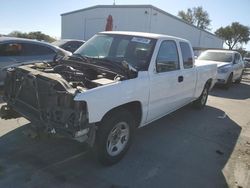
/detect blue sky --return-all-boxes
[1,0,249,50]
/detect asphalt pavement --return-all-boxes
[0,69,249,188]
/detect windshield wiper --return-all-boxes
[94,58,137,78]
[69,53,92,63]
[68,55,137,79]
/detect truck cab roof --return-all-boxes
[100,31,190,42]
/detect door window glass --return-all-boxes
[156,40,179,73]
[0,43,22,56]
[21,43,56,56]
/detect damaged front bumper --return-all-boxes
[1,66,95,144]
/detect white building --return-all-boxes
[61,5,223,50]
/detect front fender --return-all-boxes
[74,72,150,124]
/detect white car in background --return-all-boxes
[197,50,245,88]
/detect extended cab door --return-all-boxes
[178,41,196,103]
[147,40,185,122]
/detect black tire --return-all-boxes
[193,83,209,109]
[235,71,243,84]
[0,105,20,119]
[95,109,135,165]
[224,73,233,89]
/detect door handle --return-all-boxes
[178,76,184,82]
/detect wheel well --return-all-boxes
[229,72,233,78]
[100,101,142,127]
[206,78,213,90]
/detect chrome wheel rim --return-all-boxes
[201,88,208,105]
[106,122,130,156]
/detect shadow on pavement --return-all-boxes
[0,105,241,188]
[210,82,250,100]
[210,67,250,100]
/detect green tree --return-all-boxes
[178,8,194,24]
[8,31,56,42]
[8,31,28,38]
[215,22,250,50]
[237,47,247,57]
[27,31,56,42]
[178,6,211,30]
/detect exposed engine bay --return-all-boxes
[1,59,136,142]
[31,60,123,91]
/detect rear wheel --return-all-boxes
[95,109,135,165]
[193,84,209,109]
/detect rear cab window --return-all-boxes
[179,42,193,69]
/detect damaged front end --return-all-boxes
[1,63,95,143]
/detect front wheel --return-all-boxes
[235,71,243,84]
[95,109,135,165]
[193,84,209,109]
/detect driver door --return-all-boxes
[147,40,185,122]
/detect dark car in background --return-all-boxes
[0,37,72,87]
[52,39,85,53]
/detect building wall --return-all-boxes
[148,8,223,48]
[61,7,152,40]
[62,12,85,40]
[61,6,223,49]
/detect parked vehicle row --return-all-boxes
[1,31,217,165]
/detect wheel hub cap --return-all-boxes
[106,122,130,156]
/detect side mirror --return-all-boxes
[156,59,176,72]
[186,58,194,68]
[156,59,166,72]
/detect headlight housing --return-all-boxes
[217,65,231,73]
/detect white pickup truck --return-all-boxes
[1,31,217,165]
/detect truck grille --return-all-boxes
[4,66,88,135]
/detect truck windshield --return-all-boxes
[74,34,156,71]
[198,51,233,62]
